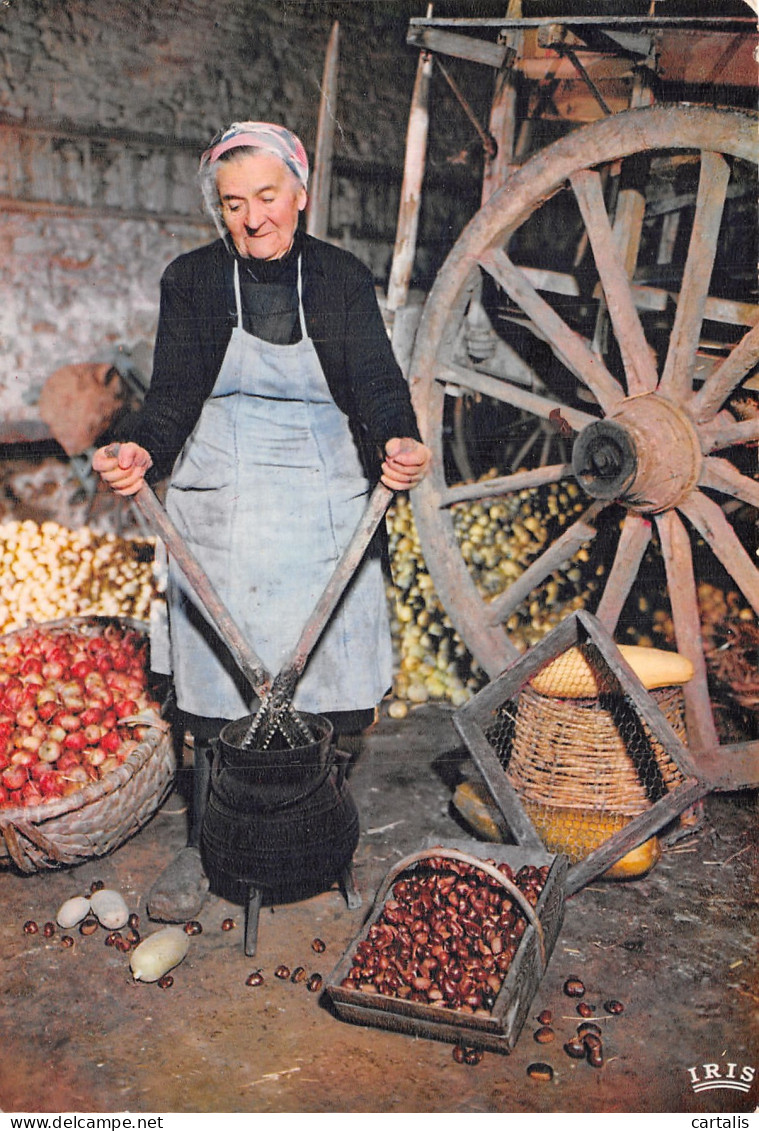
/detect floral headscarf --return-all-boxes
[198,121,309,248]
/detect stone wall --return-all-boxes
[0,0,489,427]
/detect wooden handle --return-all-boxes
[129,479,274,699]
[278,482,394,685]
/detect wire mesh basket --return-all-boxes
[453,611,707,894]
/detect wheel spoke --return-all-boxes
[658,151,731,404]
[699,456,759,510]
[699,412,759,453]
[691,319,759,423]
[678,489,759,616]
[478,247,626,413]
[442,464,573,507]
[655,508,720,753]
[486,500,606,626]
[570,169,658,397]
[595,512,652,631]
[438,358,599,431]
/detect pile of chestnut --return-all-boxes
[340,856,549,1012]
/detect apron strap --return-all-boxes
[233,260,243,329]
[296,256,308,340]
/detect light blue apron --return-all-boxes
[161,257,392,720]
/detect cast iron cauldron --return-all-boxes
[201,711,361,955]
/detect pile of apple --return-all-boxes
[0,622,162,809]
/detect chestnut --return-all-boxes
[245,971,265,987]
[604,999,624,1015]
[221,918,236,932]
[61,935,74,948]
[587,1046,604,1069]
[534,1027,555,1044]
[184,920,203,936]
[79,918,99,936]
[563,977,585,998]
[43,922,56,938]
[157,974,174,989]
[274,965,291,980]
[89,880,105,894]
[23,920,39,935]
[128,913,140,932]
[125,929,141,946]
[291,966,307,984]
[564,1038,587,1059]
[306,974,323,993]
[527,1062,554,1082]
[577,1022,602,1039]
[577,1001,595,1018]
[537,1009,552,1026]
[464,1047,483,1066]
[114,937,131,953]
[104,931,122,947]
[311,938,326,953]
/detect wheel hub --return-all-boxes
[572,394,702,514]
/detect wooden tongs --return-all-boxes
[107,447,393,750]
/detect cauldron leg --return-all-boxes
[340,865,361,910]
[244,887,263,956]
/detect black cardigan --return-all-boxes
[116,231,420,481]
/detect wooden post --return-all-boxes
[307,21,340,240]
[386,5,434,324]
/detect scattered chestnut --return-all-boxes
[464,1047,483,1066]
[89,880,105,894]
[291,966,307,984]
[577,1022,602,1039]
[23,920,39,935]
[306,974,323,993]
[311,938,326,953]
[583,1033,603,1054]
[114,937,131,953]
[534,1026,555,1044]
[564,1038,587,1059]
[563,976,585,998]
[221,918,236,932]
[587,1046,604,1069]
[127,913,140,932]
[577,1001,595,1018]
[104,931,122,947]
[274,965,291,980]
[157,974,174,989]
[527,1062,554,1082]
[245,971,265,987]
[125,929,141,946]
[452,1046,467,1064]
[42,922,56,938]
[604,999,624,1015]
[184,920,203,936]
[61,935,74,948]
[79,917,99,936]
[537,1009,552,1026]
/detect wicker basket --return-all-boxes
[0,617,176,874]
[503,683,687,863]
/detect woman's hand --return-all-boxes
[381,437,431,492]
[92,442,153,497]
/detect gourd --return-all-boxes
[89,889,129,930]
[56,896,92,929]
[130,926,190,982]
[603,836,662,880]
[529,644,694,699]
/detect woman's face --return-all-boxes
[216,152,307,260]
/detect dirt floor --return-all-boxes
[0,701,756,1116]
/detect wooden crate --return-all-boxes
[324,838,566,1055]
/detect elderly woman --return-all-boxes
[93,121,430,921]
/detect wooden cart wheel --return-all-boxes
[408,106,759,753]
